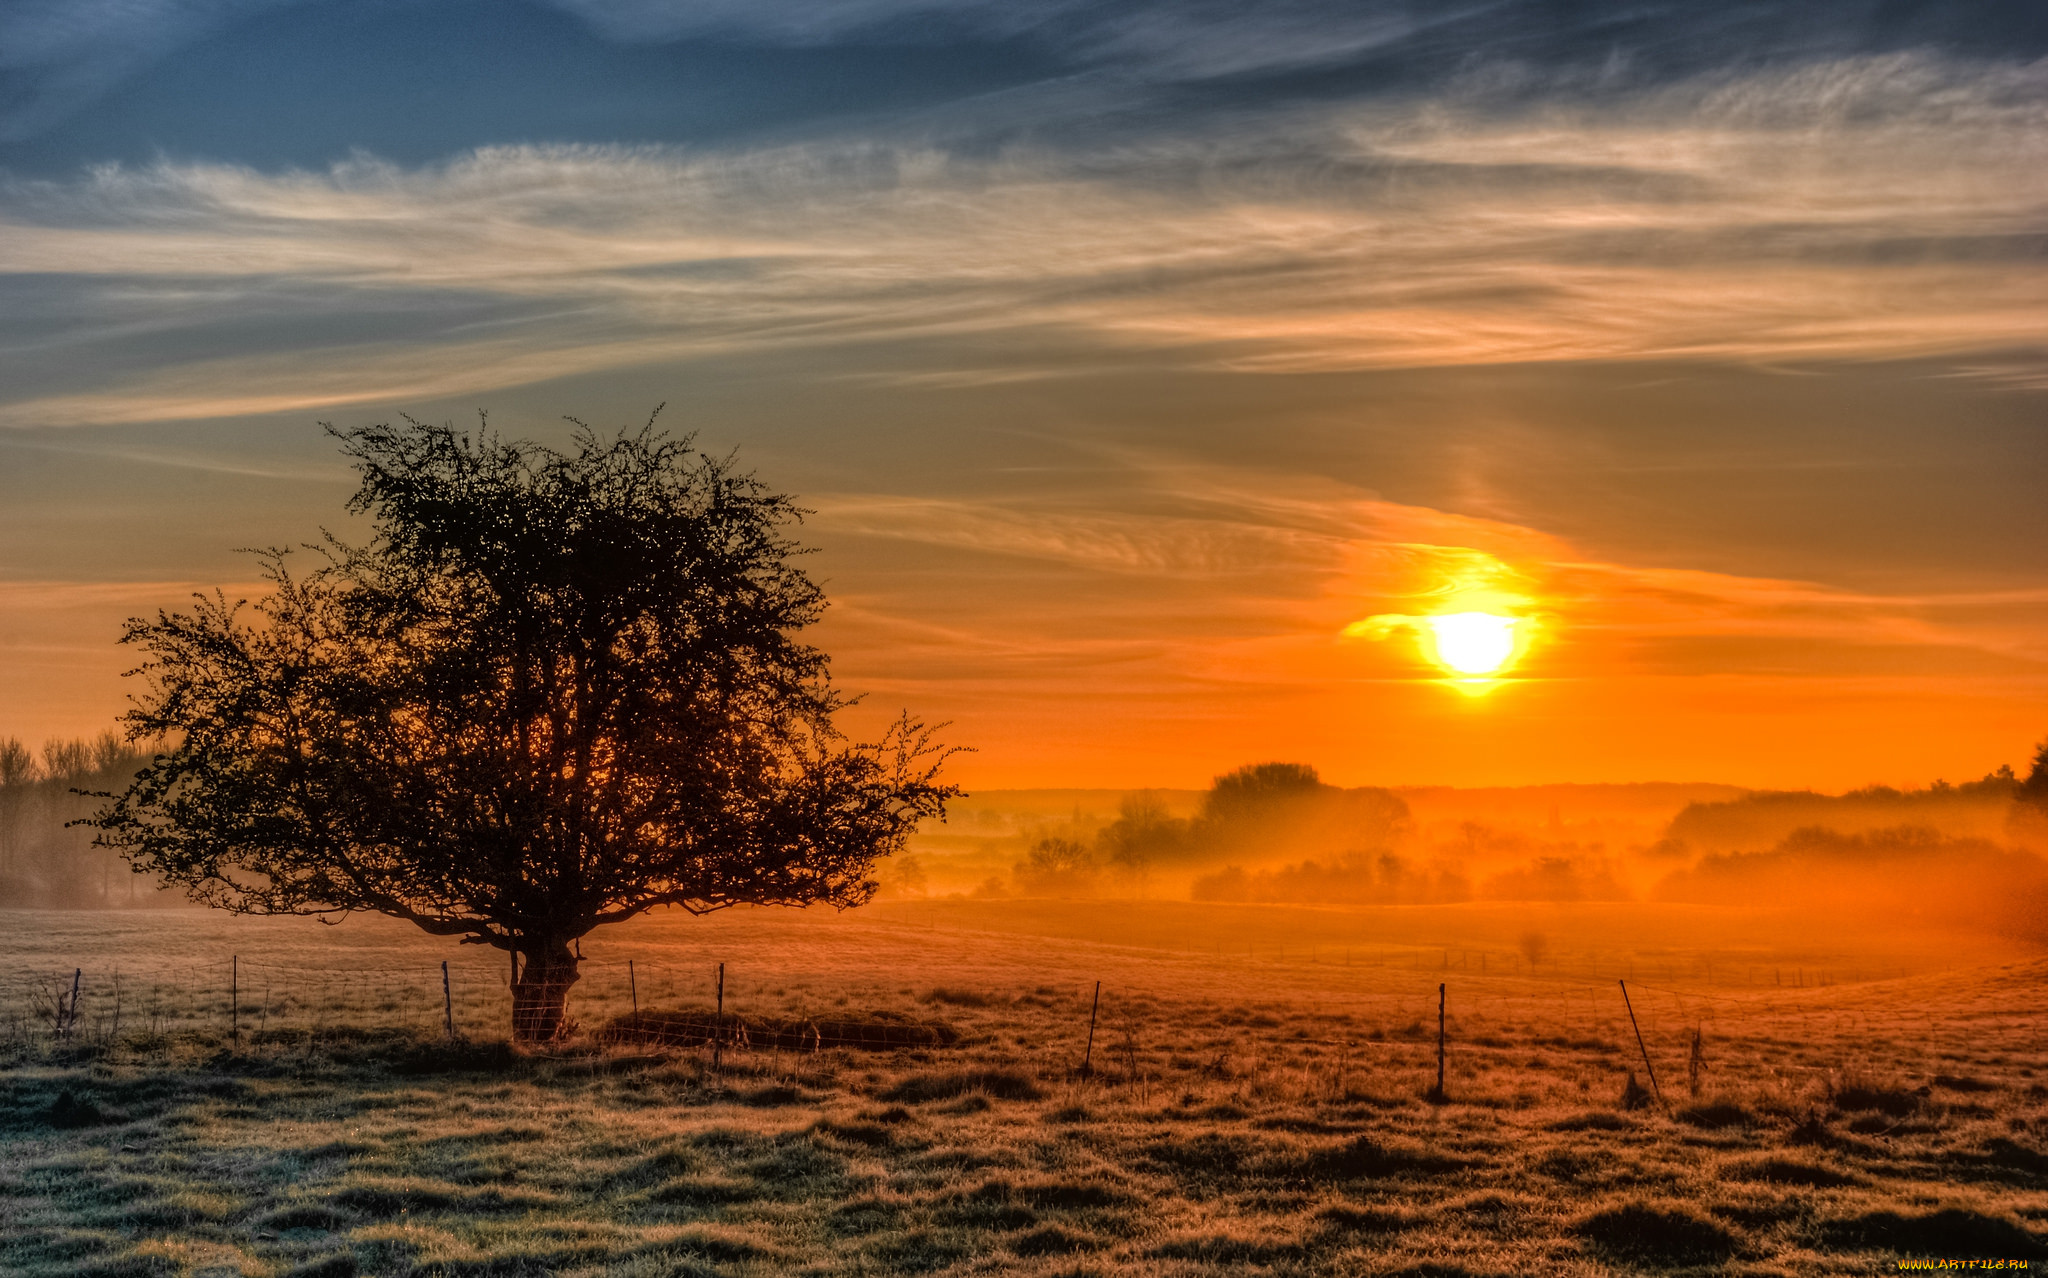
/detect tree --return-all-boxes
[90,413,959,1040]
[2024,737,2048,810]
[1189,761,1409,866]
[0,737,34,892]
[1200,762,1324,824]
[1013,837,1098,897]
[1098,792,1184,892]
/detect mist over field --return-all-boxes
[15,731,2048,953]
[878,756,2048,947]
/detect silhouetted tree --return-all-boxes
[91,413,958,1039]
[1190,761,1408,864]
[0,737,33,891]
[1098,792,1183,891]
[0,732,153,908]
[1201,761,1324,823]
[1014,836,1098,897]
[2024,737,2048,810]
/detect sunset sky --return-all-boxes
[0,0,2043,790]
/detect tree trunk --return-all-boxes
[511,941,581,1042]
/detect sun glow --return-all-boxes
[1426,612,1518,677]
[1338,548,1537,689]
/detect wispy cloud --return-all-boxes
[808,461,2048,703]
[0,51,2041,427]
[0,0,285,141]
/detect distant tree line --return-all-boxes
[0,732,161,909]
[1654,824,2048,940]
[1666,758,2046,855]
[993,742,2048,908]
[993,762,1414,899]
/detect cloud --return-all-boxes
[0,0,299,142]
[0,0,1455,142]
[806,461,2048,696]
[0,51,2042,427]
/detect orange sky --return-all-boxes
[1,20,2044,789]
[805,470,2046,790]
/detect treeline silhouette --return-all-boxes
[0,733,162,909]
[1656,825,2048,939]
[983,747,2048,920]
[1660,768,2027,854]
[983,762,1420,900]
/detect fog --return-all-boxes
[891,754,2048,949]
[12,726,2048,955]
[0,732,166,909]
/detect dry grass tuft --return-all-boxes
[1819,1207,2043,1258]
[1827,1067,1922,1118]
[1576,1201,1742,1265]
[880,1067,1043,1103]
[1675,1098,1755,1129]
[923,987,997,1008]
[1293,1134,1467,1180]
[600,1007,960,1051]
[1721,1155,1864,1188]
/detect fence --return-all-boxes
[0,934,1956,1118]
[0,953,744,1049]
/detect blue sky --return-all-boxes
[0,0,2044,786]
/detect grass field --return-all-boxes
[2,901,2045,1276]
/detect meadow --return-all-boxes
[2,899,2045,1277]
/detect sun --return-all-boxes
[1426,612,1518,677]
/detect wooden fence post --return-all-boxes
[713,962,725,1070]
[1082,980,1101,1078]
[230,956,238,1045]
[1432,982,1446,1101]
[1619,979,1662,1103]
[629,960,638,1016]
[442,960,454,1041]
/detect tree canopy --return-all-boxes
[90,413,958,1038]
[2025,736,2048,809]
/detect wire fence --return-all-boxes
[0,934,1944,1093]
[0,953,748,1049]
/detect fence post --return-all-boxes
[1432,982,1446,1101]
[1619,979,1662,1103]
[629,960,638,1017]
[230,956,238,1045]
[442,960,454,1041]
[66,968,81,1040]
[713,962,725,1070]
[1082,980,1101,1078]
